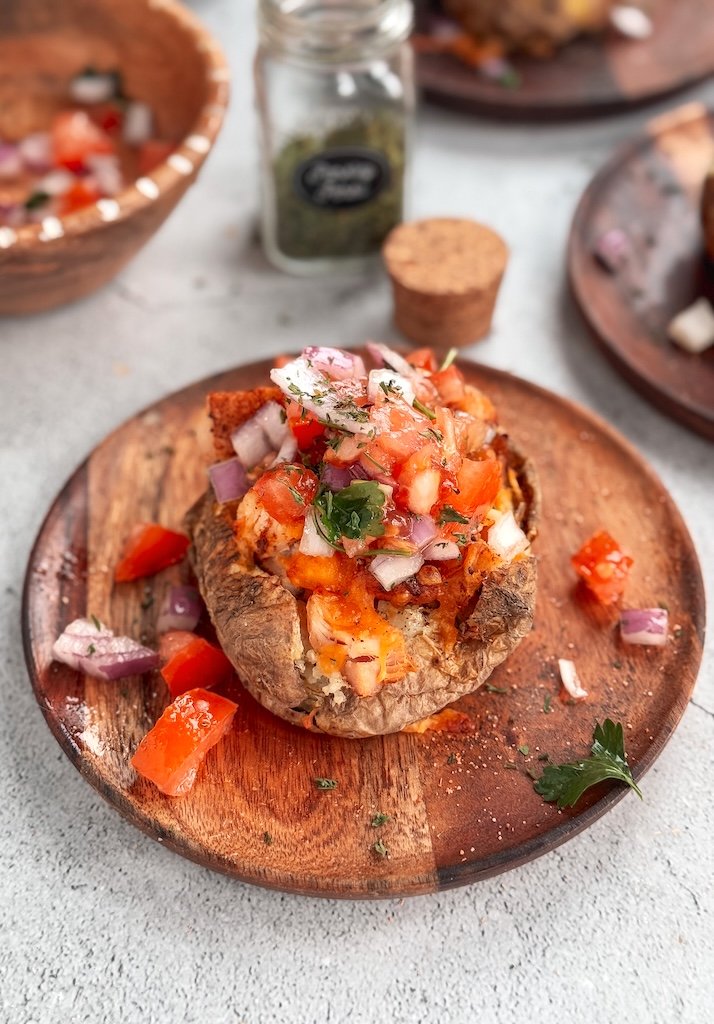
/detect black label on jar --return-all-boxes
[293,147,390,210]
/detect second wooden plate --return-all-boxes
[22,359,705,898]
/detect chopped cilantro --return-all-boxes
[518,744,530,756]
[287,485,305,505]
[25,190,50,211]
[370,813,390,828]
[543,695,552,714]
[314,777,337,790]
[314,481,386,547]
[438,506,469,526]
[412,397,437,420]
[90,614,102,631]
[485,684,507,694]
[534,719,641,808]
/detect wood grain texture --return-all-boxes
[415,0,714,119]
[22,359,705,898]
[0,0,228,315]
[569,102,714,441]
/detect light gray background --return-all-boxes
[1,2,712,1022]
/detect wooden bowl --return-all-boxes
[0,0,229,315]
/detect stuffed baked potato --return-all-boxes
[186,344,539,739]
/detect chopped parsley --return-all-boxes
[438,506,469,526]
[518,744,530,756]
[370,813,390,828]
[287,382,305,398]
[412,398,436,420]
[485,684,507,694]
[25,190,50,211]
[372,839,389,858]
[314,481,386,547]
[543,695,552,714]
[90,614,102,631]
[534,719,642,809]
[287,485,305,505]
[87,644,96,655]
[314,777,338,790]
[421,427,444,444]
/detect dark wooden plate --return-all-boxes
[569,103,714,440]
[415,0,714,119]
[22,359,705,898]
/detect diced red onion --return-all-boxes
[0,143,22,179]
[479,57,518,83]
[321,464,354,491]
[369,551,423,591]
[610,5,653,40]
[254,400,288,448]
[86,154,123,196]
[366,341,416,378]
[209,457,249,503]
[271,432,298,466]
[18,132,52,172]
[620,608,668,646]
[37,169,75,197]
[558,659,588,701]
[53,617,159,680]
[488,510,529,561]
[70,72,117,104]
[367,369,416,406]
[423,539,460,561]
[593,228,630,272]
[123,102,154,145]
[407,514,438,549]
[231,415,272,468]
[271,358,373,435]
[303,346,366,381]
[156,585,202,633]
[299,509,335,556]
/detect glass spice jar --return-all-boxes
[255,0,414,275]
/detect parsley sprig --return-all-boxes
[314,481,386,547]
[534,719,642,809]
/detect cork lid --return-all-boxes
[383,217,509,297]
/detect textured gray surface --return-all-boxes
[1,2,713,1021]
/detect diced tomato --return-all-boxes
[114,523,190,582]
[158,630,199,664]
[59,180,101,215]
[286,403,325,450]
[432,365,466,406]
[131,687,237,796]
[137,139,174,176]
[52,110,114,172]
[253,465,318,525]
[286,552,356,593]
[449,454,501,518]
[406,348,438,372]
[88,103,124,136]
[572,530,633,605]
[161,636,234,699]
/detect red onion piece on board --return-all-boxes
[558,659,588,701]
[620,608,668,646]
[208,457,249,503]
[156,585,202,634]
[53,618,159,680]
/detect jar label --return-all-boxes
[294,147,390,209]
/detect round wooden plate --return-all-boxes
[569,103,714,440]
[415,0,714,119]
[22,359,704,899]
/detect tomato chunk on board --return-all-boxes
[161,636,234,699]
[571,529,633,605]
[131,688,237,797]
[114,523,190,582]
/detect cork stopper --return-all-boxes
[382,217,509,348]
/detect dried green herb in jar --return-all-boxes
[273,110,406,261]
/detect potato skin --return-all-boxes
[186,445,539,739]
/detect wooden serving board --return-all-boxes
[22,360,704,898]
[569,103,714,441]
[415,0,714,119]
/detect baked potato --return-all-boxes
[186,345,539,739]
